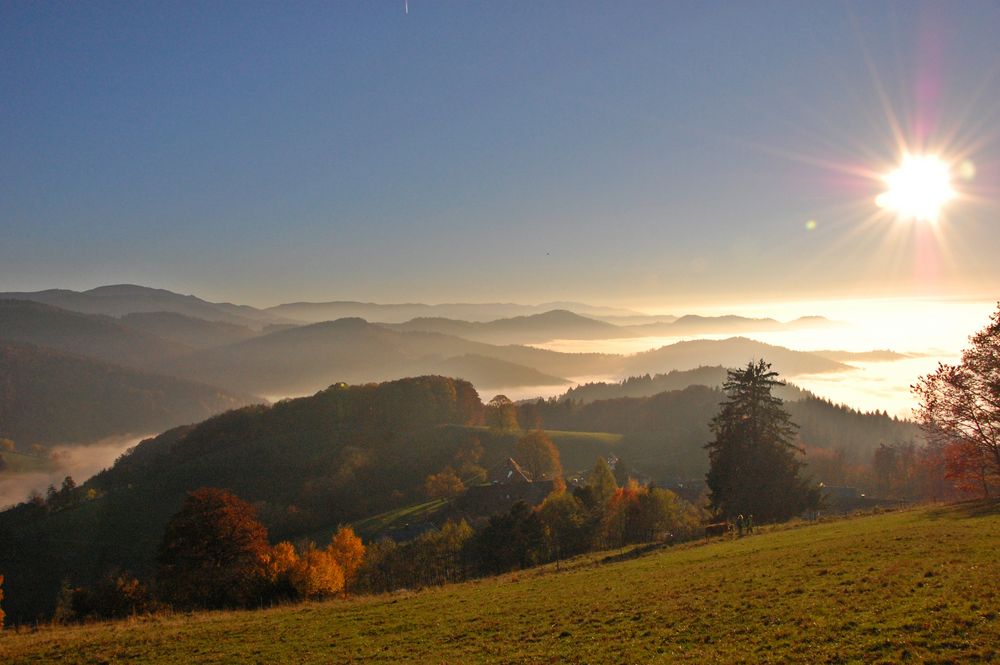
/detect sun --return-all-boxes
[875,154,956,222]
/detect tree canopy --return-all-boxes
[914,303,1000,497]
[705,360,818,522]
[514,430,563,481]
[485,395,519,431]
[156,487,271,609]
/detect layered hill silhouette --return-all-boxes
[2,284,846,342]
[628,313,838,336]
[160,319,847,396]
[0,300,604,396]
[383,309,629,344]
[624,337,846,375]
[266,300,642,324]
[155,318,597,395]
[120,311,260,350]
[1,298,852,400]
[383,311,839,344]
[0,284,288,329]
[0,341,259,445]
[0,300,191,369]
[415,354,569,388]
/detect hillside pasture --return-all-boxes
[3,502,997,663]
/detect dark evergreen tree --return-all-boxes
[470,501,545,574]
[705,360,818,522]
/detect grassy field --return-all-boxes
[3,502,998,663]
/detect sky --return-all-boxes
[2,1,1000,309]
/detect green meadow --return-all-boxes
[3,502,997,664]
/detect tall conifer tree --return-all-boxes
[705,360,817,521]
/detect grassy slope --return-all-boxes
[3,503,998,664]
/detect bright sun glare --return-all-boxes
[875,154,956,222]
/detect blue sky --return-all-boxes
[3,1,999,308]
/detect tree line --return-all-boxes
[51,487,367,622]
[44,458,705,623]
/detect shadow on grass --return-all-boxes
[925,499,1000,520]
[598,542,667,565]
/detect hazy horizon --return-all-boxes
[1,280,994,319]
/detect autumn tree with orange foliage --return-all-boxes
[425,466,465,499]
[514,430,563,482]
[485,395,519,431]
[914,304,1000,498]
[289,546,345,598]
[942,440,995,497]
[261,541,299,601]
[260,527,364,600]
[601,481,700,549]
[157,487,271,609]
[328,526,365,586]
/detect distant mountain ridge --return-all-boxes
[1,284,841,341]
[157,320,847,397]
[266,300,643,324]
[0,341,260,445]
[2,296,854,403]
[0,285,289,329]
[382,309,628,344]
[120,311,260,350]
[625,337,847,376]
[384,310,840,344]
[626,314,841,336]
[154,317,594,395]
[0,300,191,369]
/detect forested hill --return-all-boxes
[561,366,810,403]
[0,341,259,446]
[785,395,921,457]
[521,386,919,478]
[0,376,487,622]
[0,374,921,623]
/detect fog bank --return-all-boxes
[0,434,151,509]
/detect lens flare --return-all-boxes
[875,154,955,222]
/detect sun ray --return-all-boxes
[848,11,910,156]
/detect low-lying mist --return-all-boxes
[525,299,992,417]
[0,434,151,509]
